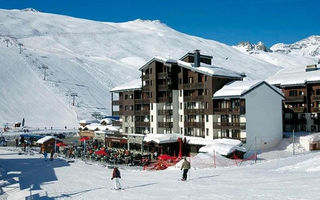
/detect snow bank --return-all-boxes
[198,138,245,156]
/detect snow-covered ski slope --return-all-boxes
[1,147,320,200]
[0,9,318,127]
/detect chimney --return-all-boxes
[194,49,200,67]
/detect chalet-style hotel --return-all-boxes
[111,50,284,152]
[268,62,320,133]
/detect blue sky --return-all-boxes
[0,0,319,46]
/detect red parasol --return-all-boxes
[56,142,67,147]
[94,150,107,156]
[79,136,90,142]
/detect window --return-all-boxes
[151,104,153,110]
[205,89,208,95]
[151,115,153,122]
[180,103,182,109]
[180,90,182,97]
[232,130,240,138]
[150,92,152,98]
[206,128,209,136]
[125,127,128,133]
[130,94,133,99]
[180,115,183,122]
[206,115,209,122]
[205,76,207,82]
[206,102,209,109]
[289,90,297,96]
[125,116,128,122]
[316,89,320,95]
[181,128,183,134]
[125,94,128,99]
[150,80,153,86]
[151,128,153,133]
[150,68,152,74]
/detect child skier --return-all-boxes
[111,167,121,190]
[180,157,191,181]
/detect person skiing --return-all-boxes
[180,157,191,181]
[111,167,121,190]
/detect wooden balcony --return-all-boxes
[158,122,173,128]
[183,95,204,102]
[141,75,149,81]
[158,97,172,103]
[182,82,203,90]
[311,95,320,101]
[283,118,306,124]
[311,107,320,113]
[112,121,121,126]
[158,72,170,79]
[158,110,173,115]
[142,85,150,91]
[134,110,150,115]
[213,122,246,130]
[158,85,171,91]
[135,121,150,127]
[134,98,150,104]
[112,100,120,105]
[291,107,306,113]
[284,95,305,103]
[112,111,120,116]
[184,109,204,115]
[184,122,205,128]
[213,107,242,114]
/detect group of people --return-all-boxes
[109,157,191,190]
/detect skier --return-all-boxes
[180,157,191,181]
[111,167,121,190]
[50,149,54,161]
[43,151,48,161]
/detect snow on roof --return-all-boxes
[79,119,100,124]
[300,133,320,143]
[267,65,320,87]
[144,133,182,144]
[198,139,246,156]
[36,136,60,144]
[100,118,112,125]
[213,80,262,98]
[213,80,283,99]
[85,123,108,131]
[139,56,242,79]
[110,78,141,92]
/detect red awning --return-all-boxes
[79,136,90,142]
[95,150,107,156]
[56,142,67,147]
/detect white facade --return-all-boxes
[243,83,283,151]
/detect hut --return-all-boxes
[36,136,61,153]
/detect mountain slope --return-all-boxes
[0,9,318,127]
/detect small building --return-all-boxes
[36,136,61,153]
[299,133,320,151]
[213,80,284,151]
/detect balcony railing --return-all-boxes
[312,95,320,101]
[112,111,120,116]
[184,122,205,128]
[158,72,170,79]
[134,110,150,115]
[182,82,203,90]
[285,95,306,103]
[158,122,173,128]
[158,97,172,103]
[183,95,204,102]
[112,121,121,126]
[213,107,241,114]
[134,98,150,104]
[311,107,320,113]
[142,85,150,91]
[283,118,306,124]
[158,110,173,115]
[291,107,306,113]
[184,109,205,115]
[158,85,171,91]
[135,121,150,127]
[112,100,120,105]
[213,122,246,129]
[141,75,149,81]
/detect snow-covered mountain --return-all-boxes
[234,41,270,53]
[0,9,318,127]
[271,35,320,57]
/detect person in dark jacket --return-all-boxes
[180,157,191,181]
[111,167,121,189]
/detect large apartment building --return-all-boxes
[268,63,320,132]
[111,50,284,150]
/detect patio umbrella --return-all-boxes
[79,136,90,142]
[95,150,107,156]
[56,142,67,147]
